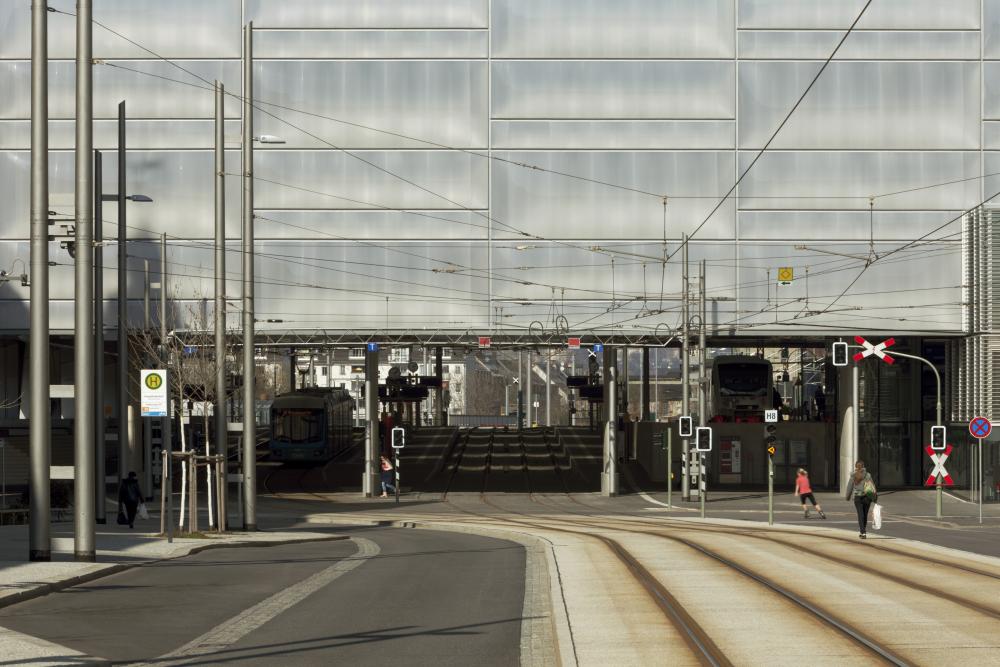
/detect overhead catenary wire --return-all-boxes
[43,3,987,339]
[667,0,875,262]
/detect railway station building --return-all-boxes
[1,1,999,495]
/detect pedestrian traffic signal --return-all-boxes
[695,426,712,452]
[679,415,693,437]
[764,423,778,454]
[931,425,946,451]
[832,341,849,367]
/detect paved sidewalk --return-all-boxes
[0,518,346,611]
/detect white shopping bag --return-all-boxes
[138,502,149,520]
[871,503,882,530]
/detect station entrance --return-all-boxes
[255,334,954,498]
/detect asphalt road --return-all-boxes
[0,527,526,665]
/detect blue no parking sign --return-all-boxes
[969,416,992,439]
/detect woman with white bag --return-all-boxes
[845,460,878,539]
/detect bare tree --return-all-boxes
[127,298,241,530]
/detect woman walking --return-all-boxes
[380,454,396,498]
[845,460,877,538]
[794,468,825,519]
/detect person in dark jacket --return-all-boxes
[118,471,143,529]
[845,460,877,539]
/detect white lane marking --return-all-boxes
[943,490,974,505]
[0,625,93,665]
[141,537,379,665]
[622,467,696,511]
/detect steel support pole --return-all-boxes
[143,261,150,330]
[517,351,523,430]
[241,24,257,530]
[94,150,106,524]
[699,260,707,513]
[602,346,618,496]
[160,233,173,543]
[545,349,551,427]
[213,82,226,511]
[74,0,95,562]
[364,348,379,496]
[666,429,672,508]
[768,455,774,526]
[142,260,151,499]
[640,347,650,421]
[681,235,690,501]
[116,101,128,488]
[113,102,138,497]
[29,0,51,562]
[653,347,658,420]
[434,346,443,425]
[525,351,532,427]
[852,364,859,473]
[979,437,983,524]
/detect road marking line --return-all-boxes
[140,537,379,665]
[621,468,696,511]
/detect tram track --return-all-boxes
[525,493,1000,623]
[470,494,910,667]
[461,496,733,667]
[556,492,1000,582]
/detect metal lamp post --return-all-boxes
[241,24,290,528]
[94,106,152,521]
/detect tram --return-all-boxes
[268,388,355,462]
[709,355,774,422]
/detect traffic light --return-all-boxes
[832,341,849,367]
[765,423,778,457]
[931,425,946,451]
[679,415,693,437]
[695,426,712,452]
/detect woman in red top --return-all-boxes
[794,468,825,519]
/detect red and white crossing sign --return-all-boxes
[478,336,491,349]
[853,335,896,365]
[567,337,581,350]
[924,444,954,487]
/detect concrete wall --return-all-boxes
[637,420,835,489]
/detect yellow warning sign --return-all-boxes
[777,267,794,284]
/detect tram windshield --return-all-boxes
[272,408,323,443]
[717,363,770,395]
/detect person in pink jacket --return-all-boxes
[794,468,826,519]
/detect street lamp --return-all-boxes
[94,142,153,525]
[254,135,284,144]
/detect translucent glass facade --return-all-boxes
[0,0,987,336]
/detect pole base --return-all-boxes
[74,551,96,563]
[29,550,51,562]
[242,523,257,532]
[601,472,620,496]
[363,472,379,497]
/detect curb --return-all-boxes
[0,534,348,611]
